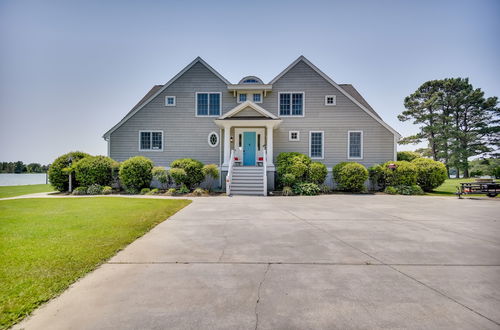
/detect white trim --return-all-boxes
[289,130,300,141]
[165,96,176,106]
[103,57,230,138]
[138,130,164,152]
[208,131,219,147]
[269,56,400,138]
[252,92,263,103]
[219,101,278,119]
[278,92,305,117]
[347,130,363,160]
[309,131,324,160]
[325,95,336,106]
[195,92,222,117]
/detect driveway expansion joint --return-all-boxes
[254,263,270,330]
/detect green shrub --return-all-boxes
[277,152,311,185]
[384,186,398,195]
[282,173,297,187]
[470,170,483,177]
[74,155,115,187]
[72,186,87,195]
[282,186,293,196]
[140,188,151,195]
[86,184,103,195]
[119,156,154,192]
[308,162,328,185]
[332,162,368,192]
[397,151,421,162]
[177,184,190,194]
[193,188,208,196]
[202,164,219,191]
[491,166,500,179]
[102,186,113,195]
[170,158,205,189]
[169,168,187,186]
[319,184,331,194]
[382,161,418,186]
[125,187,139,195]
[152,167,169,189]
[411,158,447,192]
[395,185,424,195]
[147,188,160,195]
[166,188,177,195]
[48,151,90,192]
[293,182,320,196]
[368,164,385,191]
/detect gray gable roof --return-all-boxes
[339,84,382,120]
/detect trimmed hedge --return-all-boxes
[277,152,311,185]
[382,161,418,186]
[170,158,204,189]
[397,151,421,162]
[308,162,328,185]
[332,162,368,192]
[411,158,447,192]
[48,151,90,192]
[152,166,169,189]
[74,156,115,187]
[118,156,154,193]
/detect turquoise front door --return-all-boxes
[243,132,256,166]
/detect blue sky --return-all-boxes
[1,0,499,164]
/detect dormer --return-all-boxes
[227,76,273,103]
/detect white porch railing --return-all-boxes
[226,149,235,196]
[263,149,268,196]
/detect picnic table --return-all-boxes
[457,179,500,198]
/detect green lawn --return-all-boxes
[426,178,480,196]
[0,197,191,329]
[0,184,54,199]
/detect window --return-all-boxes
[348,131,363,159]
[279,92,304,116]
[238,134,242,147]
[289,131,300,141]
[208,132,219,147]
[196,93,221,116]
[165,96,176,106]
[238,93,247,103]
[257,134,261,151]
[243,79,259,83]
[139,131,163,151]
[309,131,324,159]
[253,93,262,103]
[325,95,336,106]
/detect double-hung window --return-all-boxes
[348,131,363,159]
[196,93,221,116]
[140,131,163,151]
[309,131,324,159]
[238,93,247,102]
[279,92,304,116]
[253,93,261,103]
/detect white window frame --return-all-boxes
[252,92,263,103]
[195,92,222,117]
[347,130,363,159]
[289,130,300,141]
[309,131,324,159]
[165,96,176,106]
[325,95,336,106]
[208,131,219,148]
[138,130,164,152]
[278,91,305,117]
[238,93,247,103]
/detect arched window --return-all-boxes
[208,132,219,147]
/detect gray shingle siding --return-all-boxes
[108,58,395,172]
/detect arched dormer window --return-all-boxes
[238,76,263,84]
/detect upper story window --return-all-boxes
[238,76,263,84]
[279,92,304,116]
[253,93,262,103]
[348,131,363,159]
[140,131,163,151]
[196,92,221,116]
[325,95,336,106]
[309,131,324,159]
[289,131,300,141]
[165,96,176,106]
[238,93,247,103]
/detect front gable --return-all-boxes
[220,101,278,119]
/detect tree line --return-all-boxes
[398,78,499,178]
[0,161,50,173]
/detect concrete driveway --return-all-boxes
[15,195,500,329]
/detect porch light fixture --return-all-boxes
[230,136,233,143]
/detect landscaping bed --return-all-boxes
[0,197,191,329]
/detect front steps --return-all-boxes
[230,166,265,196]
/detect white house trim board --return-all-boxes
[269,56,401,139]
[165,96,176,106]
[289,130,300,141]
[347,130,363,160]
[103,57,230,138]
[219,101,278,119]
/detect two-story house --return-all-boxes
[103,56,400,195]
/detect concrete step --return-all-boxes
[231,184,263,189]
[232,179,264,184]
[230,190,264,196]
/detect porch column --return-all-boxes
[266,124,274,165]
[223,125,231,166]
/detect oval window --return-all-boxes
[208,132,219,147]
